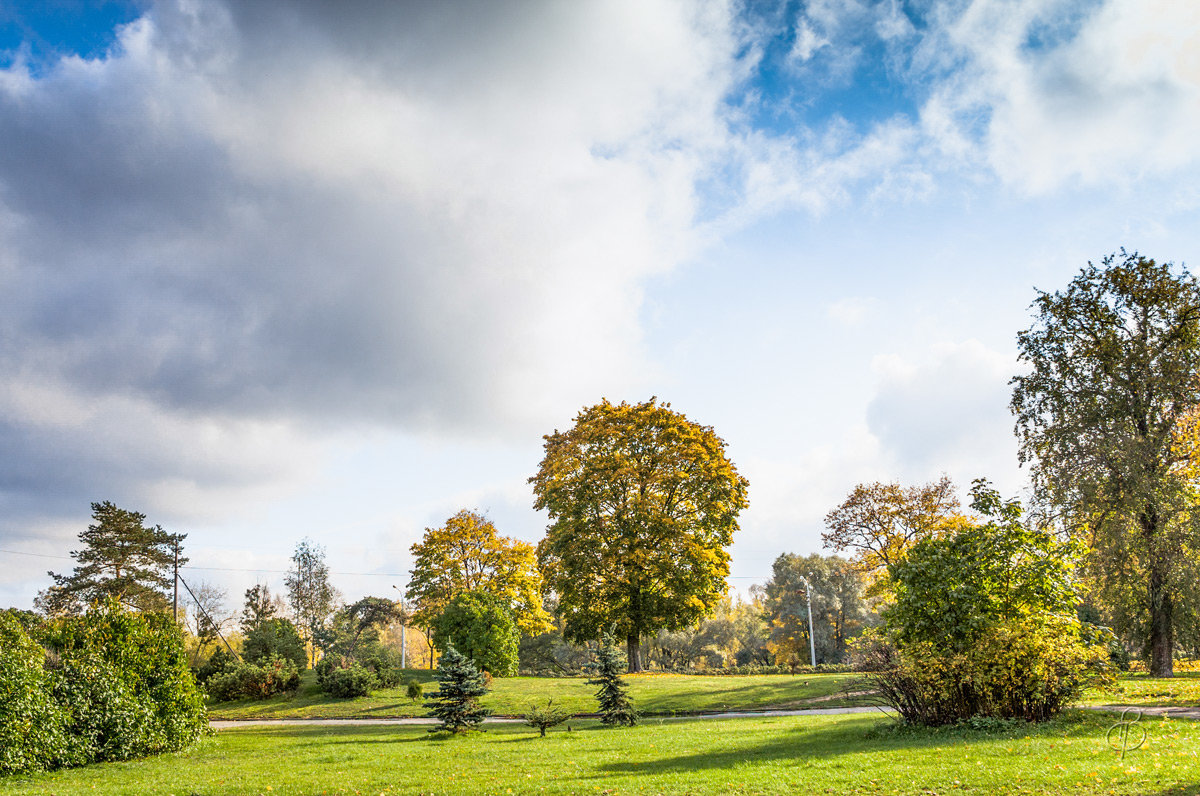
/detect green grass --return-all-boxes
[207,670,869,719]
[4,711,1199,795]
[1085,672,1200,709]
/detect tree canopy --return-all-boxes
[763,553,870,665]
[1011,251,1200,675]
[285,538,337,661]
[405,510,550,637]
[36,502,184,615]
[432,590,520,677]
[822,477,966,592]
[531,398,749,672]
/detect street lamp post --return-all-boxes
[799,574,816,667]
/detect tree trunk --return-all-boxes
[1142,510,1174,677]
[626,634,642,673]
[1148,561,1174,676]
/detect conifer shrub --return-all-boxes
[587,636,637,726]
[424,644,490,732]
[405,678,424,702]
[524,698,571,737]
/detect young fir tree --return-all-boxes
[424,644,491,732]
[587,635,638,726]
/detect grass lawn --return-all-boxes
[207,670,869,719]
[3,711,1199,795]
[1085,673,1200,709]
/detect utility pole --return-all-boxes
[393,585,407,669]
[173,538,180,623]
[799,574,816,668]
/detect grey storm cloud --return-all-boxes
[0,0,758,532]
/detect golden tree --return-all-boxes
[531,398,749,672]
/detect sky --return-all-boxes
[2,0,1199,616]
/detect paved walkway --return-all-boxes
[209,706,891,729]
[212,704,1200,730]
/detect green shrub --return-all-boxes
[865,481,1114,725]
[39,600,209,762]
[195,647,238,684]
[323,664,379,698]
[356,645,404,687]
[206,656,300,701]
[405,678,424,702]
[0,613,71,774]
[242,618,307,670]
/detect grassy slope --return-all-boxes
[4,712,1198,795]
[207,670,869,719]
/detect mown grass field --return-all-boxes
[207,670,870,719]
[3,711,1198,795]
[1085,672,1200,709]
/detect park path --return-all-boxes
[209,704,1200,730]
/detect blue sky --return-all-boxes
[2,0,1199,617]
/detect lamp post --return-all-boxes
[799,574,816,667]
[392,585,408,670]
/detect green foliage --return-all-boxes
[406,510,551,636]
[35,501,185,615]
[405,678,424,702]
[1011,251,1200,675]
[587,636,637,726]
[524,698,571,736]
[0,613,71,774]
[532,398,750,672]
[243,617,308,670]
[205,656,301,701]
[433,589,520,677]
[195,647,238,684]
[865,482,1114,725]
[322,663,379,698]
[37,599,209,765]
[425,645,491,732]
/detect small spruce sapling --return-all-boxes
[587,635,637,726]
[405,678,423,703]
[424,644,490,732]
[524,698,571,737]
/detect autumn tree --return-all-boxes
[405,509,551,640]
[1012,252,1200,675]
[764,553,871,665]
[532,398,750,672]
[36,502,185,615]
[822,477,966,592]
[285,538,337,662]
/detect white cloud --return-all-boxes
[866,339,1024,495]
[916,0,1200,193]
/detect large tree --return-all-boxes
[822,477,966,590]
[285,538,337,661]
[1012,251,1200,675]
[531,398,749,672]
[36,502,185,615]
[406,510,551,639]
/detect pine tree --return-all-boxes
[587,635,637,726]
[424,644,491,732]
[36,501,185,615]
